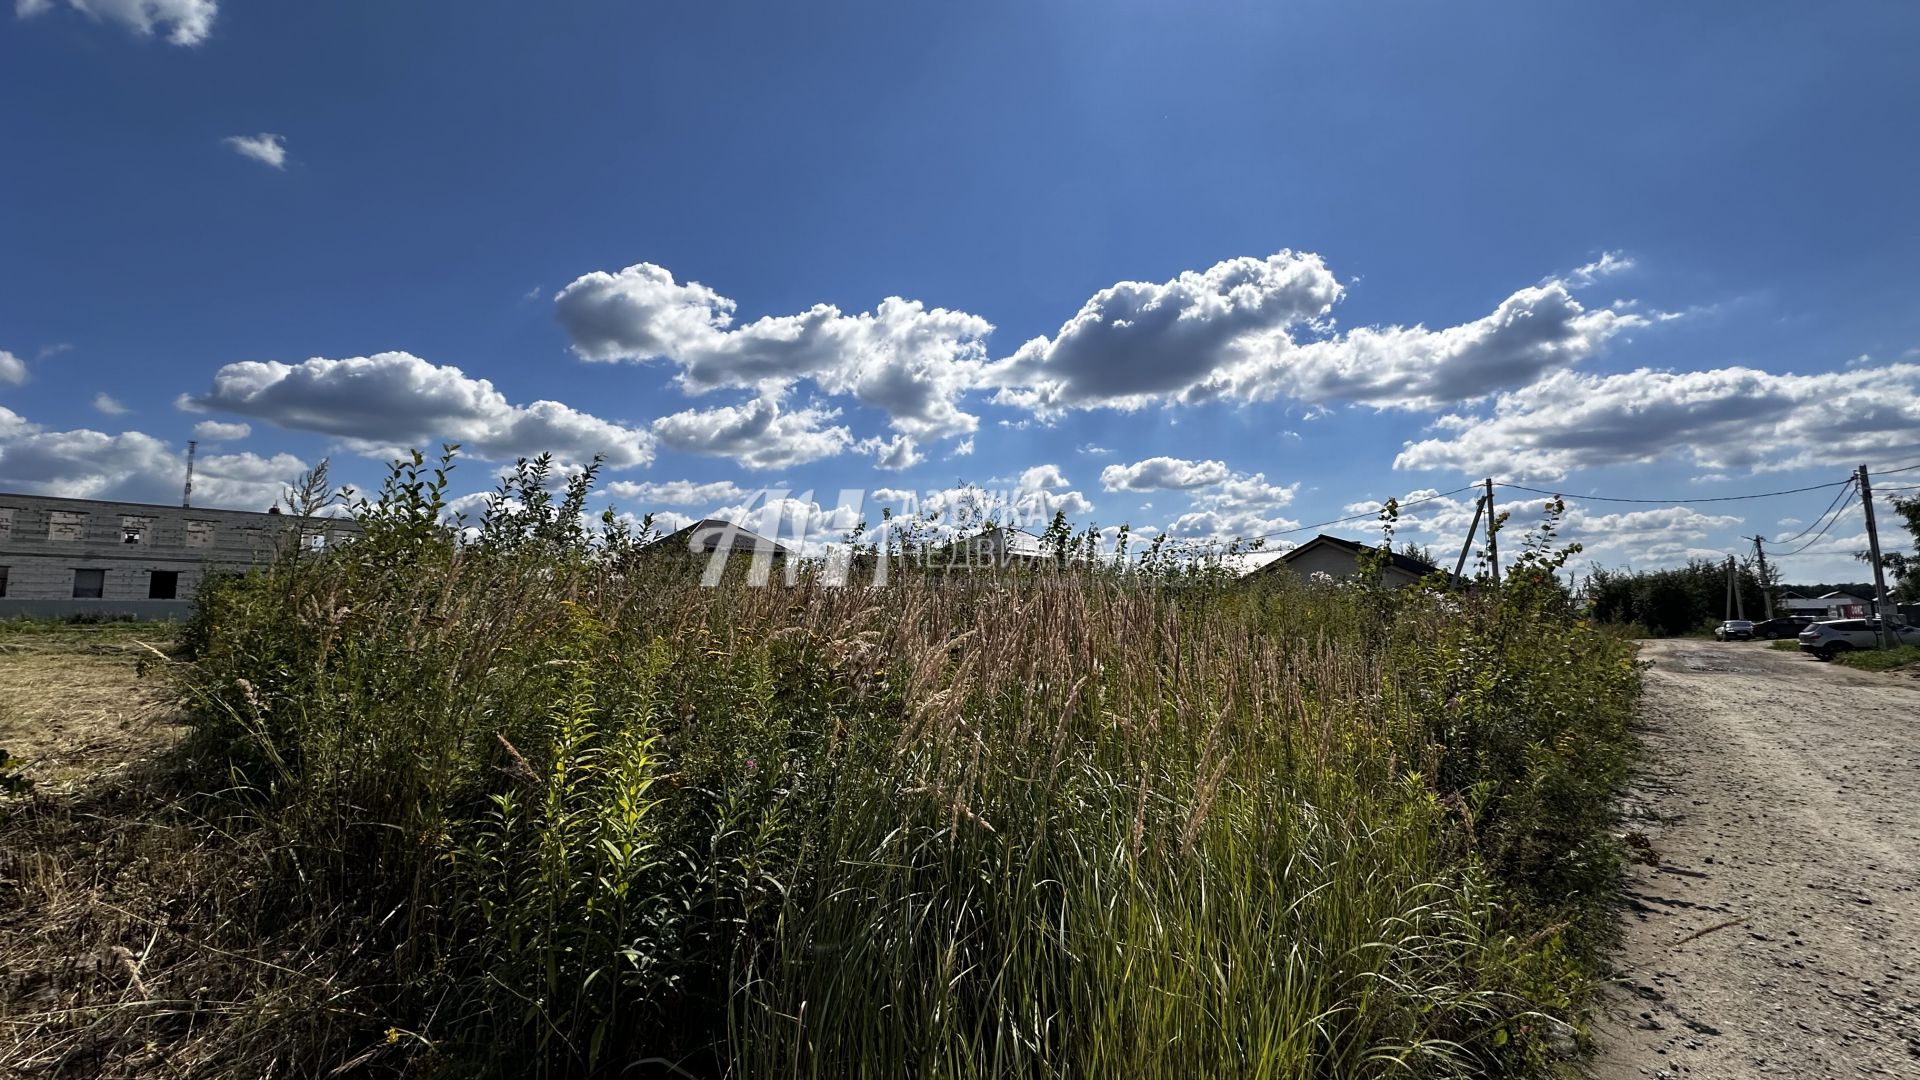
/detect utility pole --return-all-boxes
[1734,557,1746,620]
[1725,556,1735,623]
[1453,494,1485,583]
[1859,464,1895,649]
[1483,478,1500,587]
[1749,536,1775,619]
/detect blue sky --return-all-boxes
[3,0,1918,579]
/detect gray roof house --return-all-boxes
[947,526,1048,569]
[644,518,796,560]
[1255,534,1440,588]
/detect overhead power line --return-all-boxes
[1244,485,1479,541]
[1228,462,1920,549]
[1771,481,1859,557]
[1495,479,1853,505]
[1771,479,1859,546]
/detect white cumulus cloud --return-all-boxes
[0,408,304,508]
[0,405,31,439]
[189,351,655,468]
[1563,506,1743,555]
[17,0,217,44]
[604,478,750,507]
[1018,464,1072,493]
[1394,363,1920,481]
[0,350,26,386]
[1099,456,1230,492]
[1165,471,1301,540]
[552,253,1657,446]
[1565,250,1635,288]
[1012,464,1093,519]
[223,132,287,169]
[1207,282,1644,411]
[650,391,853,470]
[555,262,994,438]
[860,433,924,471]
[989,253,1644,415]
[988,252,1343,411]
[193,419,251,442]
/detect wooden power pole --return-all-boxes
[1749,536,1775,620]
[1483,478,1500,587]
[1453,494,1485,583]
[1859,464,1895,649]
[1725,556,1735,623]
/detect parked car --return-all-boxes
[1751,615,1814,639]
[1715,619,1756,641]
[1797,618,1920,659]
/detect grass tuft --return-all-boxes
[1831,644,1920,671]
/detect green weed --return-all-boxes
[1832,644,1920,671]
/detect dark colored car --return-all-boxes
[1751,616,1814,639]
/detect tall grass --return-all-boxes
[169,452,1639,1077]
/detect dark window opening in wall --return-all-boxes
[73,568,106,599]
[149,570,179,600]
[121,516,153,544]
[0,566,9,598]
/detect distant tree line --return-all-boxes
[1779,582,1879,599]
[1585,559,1775,636]
[1585,489,1920,636]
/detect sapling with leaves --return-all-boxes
[1041,509,1072,568]
[1354,497,1402,587]
[1502,497,1585,610]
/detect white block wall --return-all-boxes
[0,493,352,618]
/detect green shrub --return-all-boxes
[0,747,30,797]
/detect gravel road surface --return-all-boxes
[1592,638,1920,1079]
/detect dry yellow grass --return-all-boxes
[1,624,353,1078]
[0,625,181,785]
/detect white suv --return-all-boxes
[1797,618,1920,660]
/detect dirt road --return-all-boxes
[1592,639,1920,1079]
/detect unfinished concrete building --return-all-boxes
[0,492,349,620]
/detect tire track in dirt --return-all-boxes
[1592,639,1920,1079]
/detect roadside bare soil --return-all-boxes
[1593,639,1920,1079]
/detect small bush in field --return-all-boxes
[170,449,1640,1078]
[0,747,30,797]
